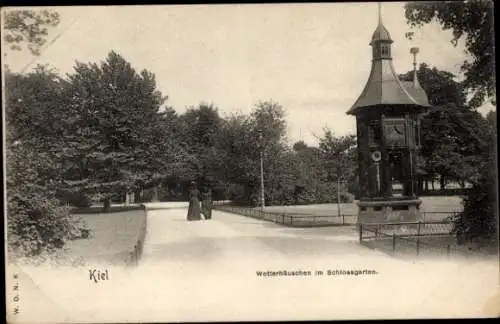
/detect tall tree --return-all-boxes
[399,63,491,189]
[179,103,224,187]
[318,129,357,184]
[6,141,84,257]
[214,101,290,206]
[251,100,288,149]
[62,51,173,210]
[5,11,86,257]
[5,64,67,146]
[291,142,329,204]
[401,4,497,242]
[250,101,290,205]
[318,129,357,201]
[5,65,71,201]
[404,1,495,108]
[216,113,257,204]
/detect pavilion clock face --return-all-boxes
[384,119,406,146]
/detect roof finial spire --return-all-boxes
[378,2,382,25]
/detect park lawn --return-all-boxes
[419,196,463,212]
[56,208,147,267]
[261,196,463,219]
[262,203,359,216]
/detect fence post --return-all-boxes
[446,244,451,258]
[416,221,421,256]
[342,214,345,225]
[392,234,396,254]
[359,223,363,243]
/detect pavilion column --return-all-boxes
[401,151,411,197]
[359,153,369,199]
[408,149,417,197]
[151,185,159,202]
[381,150,392,198]
[367,159,376,198]
[357,119,369,199]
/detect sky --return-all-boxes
[3,3,495,146]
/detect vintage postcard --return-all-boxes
[3,2,499,323]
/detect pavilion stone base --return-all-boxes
[357,198,423,229]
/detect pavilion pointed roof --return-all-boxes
[346,8,430,116]
[346,59,430,115]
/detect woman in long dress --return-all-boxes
[187,182,202,221]
[201,188,212,220]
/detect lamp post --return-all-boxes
[337,176,342,218]
[258,129,265,211]
[409,46,420,197]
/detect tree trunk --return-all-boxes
[416,176,423,195]
[440,174,446,190]
[125,192,130,206]
[151,185,159,202]
[103,197,111,213]
[134,188,141,203]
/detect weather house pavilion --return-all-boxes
[346,9,431,225]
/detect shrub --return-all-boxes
[339,191,355,203]
[451,184,496,245]
[451,133,497,246]
[7,185,87,257]
[451,169,497,245]
[316,182,337,203]
[6,144,88,258]
[227,183,248,205]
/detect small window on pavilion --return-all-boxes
[368,123,381,146]
[381,45,389,56]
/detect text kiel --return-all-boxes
[89,269,109,283]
